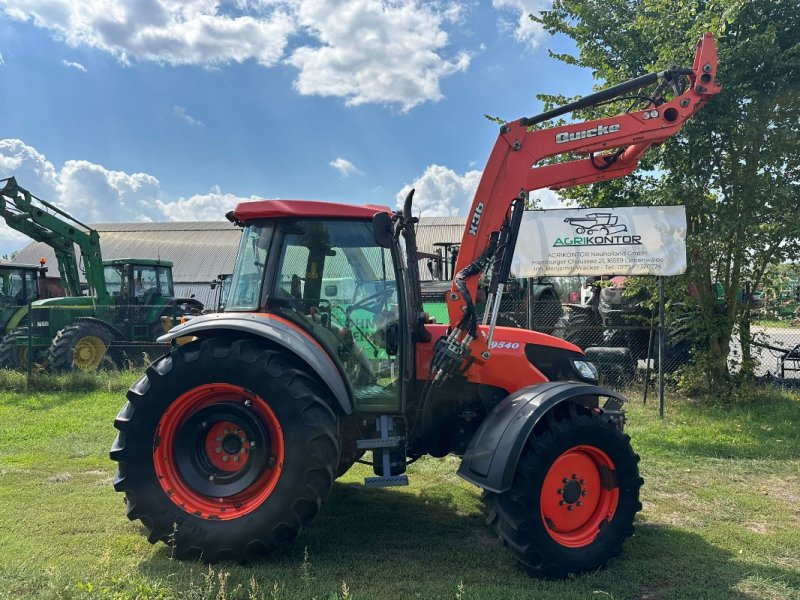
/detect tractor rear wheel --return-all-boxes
[483,406,642,578]
[110,336,340,561]
[48,322,118,371]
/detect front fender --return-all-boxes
[158,313,352,414]
[457,382,628,493]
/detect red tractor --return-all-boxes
[111,34,719,577]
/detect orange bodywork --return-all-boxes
[417,324,582,392]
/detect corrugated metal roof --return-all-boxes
[12,217,468,288]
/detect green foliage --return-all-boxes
[533,0,800,391]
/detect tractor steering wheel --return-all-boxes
[347,284,395,317]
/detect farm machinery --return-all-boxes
[0,178,203,370]
[110,34,719,577]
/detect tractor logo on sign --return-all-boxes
[553,212,642,247]
[563,213,628,236]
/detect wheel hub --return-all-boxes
[561,479,582,504]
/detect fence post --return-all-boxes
[658,276,665,418]
[26,301,33,390]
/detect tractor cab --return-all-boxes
[0,263,43,332]
[225,202,403,411]
[103,259,175,304]
[0,263,40,305]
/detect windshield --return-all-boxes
[227,224,273,311]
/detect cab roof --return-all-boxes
[230,199,392,223]
[0,262,43,271]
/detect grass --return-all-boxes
[0,377,799,599]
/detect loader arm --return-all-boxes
[0,177,108,300]
[434,33,720,382]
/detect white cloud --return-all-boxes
[0,52,4,65]
[173,105,205,128]
[61,59,87,71]
[0,139,254,254]
[396,164,482,217]
[157,187,254,221]
[1,0,471,111]
[1,0,296,67]
[492,0,550,49]
[329,157,362,177]
[530,188,568,209]
[289,0,470,111]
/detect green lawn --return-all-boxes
[0,373,798,600]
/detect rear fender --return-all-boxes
[158,313,352,414]
[456,382,628,493]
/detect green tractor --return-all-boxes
[0,178,203,371]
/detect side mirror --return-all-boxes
[373,212,393,249]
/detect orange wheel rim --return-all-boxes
[540,445,619,548]
[153,383,284,521]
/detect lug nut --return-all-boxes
[215,448,221,454]
[559,500,565,506]
[233,455,239,462]
[222,455,229,462]
[562,478,568,484]
[216,436,222,442]
[580,479,585,484]
[582,490,587,496]
[577,501,582,507]
[557,488,563,494]
[572,474,577,479]
[567,505,574,511]
[240,448,246,454]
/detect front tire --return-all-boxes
[110,337,340,561]
[48,321,118,372]
[483,406,642,578]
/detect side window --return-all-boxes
[103,266,124,295]
[24,271,38,301]
[277,245,310,300]
[134,267,158,299]
[9,272,23,299]
[157,268,174,297]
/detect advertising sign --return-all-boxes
[513,206,687,277]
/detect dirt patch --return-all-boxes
[743,521,770,534]
[47,473,72,483]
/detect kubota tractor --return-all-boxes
[110,34,719,577]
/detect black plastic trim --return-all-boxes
[456,381,628,493]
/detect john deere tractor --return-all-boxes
[0,178,202,370]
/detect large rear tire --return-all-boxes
[110,336,340,561]
[482,406,642,578]
[48,321,118,372]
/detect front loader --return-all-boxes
[110,34,720,577]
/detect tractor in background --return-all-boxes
[0,178,203,371]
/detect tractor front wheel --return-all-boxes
[483,406,642,578]
[110,337,339,561]
[0,329,32,370]
[48,322,118,372]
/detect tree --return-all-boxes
[534,0,800,391]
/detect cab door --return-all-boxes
[273,219,402,412]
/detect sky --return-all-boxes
[0,0,596,256]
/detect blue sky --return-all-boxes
[0,0,595,255]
